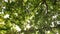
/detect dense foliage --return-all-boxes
[0,0,60,34]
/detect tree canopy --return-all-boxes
[0,0,60,34]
